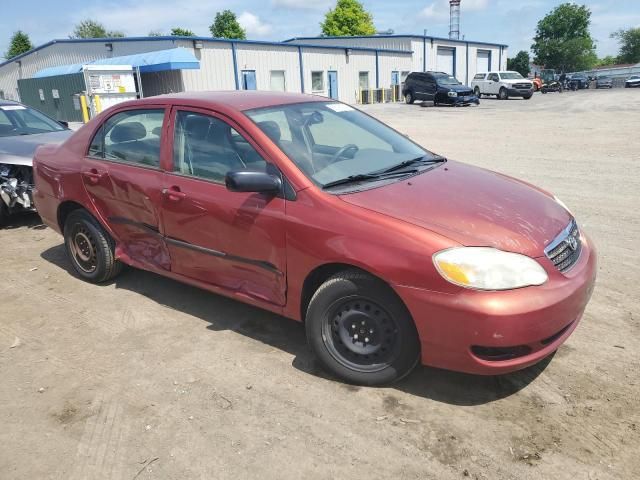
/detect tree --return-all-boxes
[171,27,195,37]
[71,19,125,39]
[531,3,597,72]
[507,50,531,77]
[5,31,33,59]
[611,28,640,64]
[210,10,246,39]
[148,31,164,37]
[321,0,375,36]
[596,55,619,67]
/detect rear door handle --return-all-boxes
[162,186,187,202]
[83,168,103,184]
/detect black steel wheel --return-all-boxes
[306,270,420,385]
[0,202,7,228]
[63,209,123,283]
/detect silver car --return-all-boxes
[596,76,613,89]
[0,100,72,225]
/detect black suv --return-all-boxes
[568,74,590,90]
[402,71,479,106]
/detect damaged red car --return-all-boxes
[33,92,597,385]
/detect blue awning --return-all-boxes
[32,48,199,78]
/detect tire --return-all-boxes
[0,202,8,228]
[498,87,508,100]
[404,92,414,104]
[305,269,420,386]
[523,94,533,100]
[63,209,123,283]
[474,86,481,97]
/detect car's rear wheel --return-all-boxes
[305,270,420,386]
[523,94,533,100]
[63,209,123,283]
[498,87,508,100]
[405,92,414,104]
[474,86,481,97]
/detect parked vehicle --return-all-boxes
[625,75,640,88]
[541,81,563,94]
[471,71,534,100]
[403,71,479,106]
[33,92,597,385]
[595,76,613,89]
[568,74,590,90]
[0,99,72,226]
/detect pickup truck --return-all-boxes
[471,71,534,100]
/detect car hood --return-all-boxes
[0,130,71,167]
[442,84,473,92]
[339,160,571,257]
[501,78,531,85]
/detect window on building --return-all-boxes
[269,70,286,92]
[242,70,257,90]
[173,111,267,183]
[311,71,324,92]
[359,71,370,90]
[90,109,164,168]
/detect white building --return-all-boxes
[0,34,507,108]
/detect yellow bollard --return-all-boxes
[79,95,89,123]
[94,94,102,114]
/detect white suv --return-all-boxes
[471,71,534,100]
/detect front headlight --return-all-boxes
[447,91,458,97]
[433,247,548,290]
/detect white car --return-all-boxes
[625,75,640,88]
[471,71,534,100]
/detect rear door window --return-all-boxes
[89,109,165,168]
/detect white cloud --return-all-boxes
[419,0,490,20]
[238,12,273,36]
[271,0,332,10]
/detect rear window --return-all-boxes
[474,73,485,80]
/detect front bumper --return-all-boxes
[395,233,597,375]
[445,94,480,105]
[506,87,534,97]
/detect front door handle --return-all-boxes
[162,186,187,202]
[83,168,103,184]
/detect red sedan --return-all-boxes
[33,92,597,385]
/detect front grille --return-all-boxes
[544,220,582,273]
[459,90,473,96]
[513,83,532,89]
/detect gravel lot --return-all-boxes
[1,88,638,480]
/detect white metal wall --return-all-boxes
[177,41,236,91]
[234,44,301,93]
[377,52,413,88]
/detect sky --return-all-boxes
[1,0,639,61]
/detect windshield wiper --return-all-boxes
[377,155,446,174]
[322,170,418,190]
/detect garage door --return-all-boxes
[476,50,490,74]
[437,48,455,75]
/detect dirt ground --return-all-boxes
[1,88,639,480]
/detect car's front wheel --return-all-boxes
[63,209,123,283]
[305,270,420,386]
[523,94,533,100]
[0,202,7,228]
[404,92,414,104]
[498,87,508,100]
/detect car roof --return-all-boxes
[0,99,22,107]
[116,91,329,112]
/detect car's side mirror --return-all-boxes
[225,170,282,194]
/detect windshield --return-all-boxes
[0,105,66,137]
[435,74,460,85]
[500,72,524,80]
[245,102,431,187]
